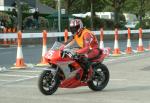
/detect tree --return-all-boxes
[103,0,126,27]
[40,0,57,8]
[123,0,150,27]
[40,0,76,14]
[39,0,107,30]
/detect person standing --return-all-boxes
[33,8,39,29]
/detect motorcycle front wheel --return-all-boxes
[88,63,109,91]
[38,70,60,95]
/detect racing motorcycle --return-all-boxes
[38,41,110,95]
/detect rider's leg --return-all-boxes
[81,49,102,80]
[78,57,91,80]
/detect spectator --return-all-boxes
[26,16,33,29]
[0,18,6,32]
[12,8,17,18]
[33,8,39,29]
[11,8,17,30]
[0,19,3,32]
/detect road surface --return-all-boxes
[0,51,150,103]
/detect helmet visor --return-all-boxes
[70,25,80,35]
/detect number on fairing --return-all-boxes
[48,51,54,57]
[46,50,54,58]
[103,49,109,55]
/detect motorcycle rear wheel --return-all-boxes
[88,63,109,91]
[38,70,60,95]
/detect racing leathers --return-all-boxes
[66,28,102,80]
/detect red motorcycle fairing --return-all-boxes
[44,49,88,88]
[59,66,93,88]
[91,47,111,62]
[59,68,87,88]
[44,50,71,64]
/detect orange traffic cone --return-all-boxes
[7,38,11,44]
[3,28,7,45]
[64,29,68,43]
[12,38,17,45]
[148,46,150,50]
[137,28,144,52]
[11,31,27,69]
[112,28,121,56]
[12,28,16,33]
[125,28,132,54]
[36,30,49,66]
[0,39,2,44]
[148,41,150,50]
[7,28,12,33]
[7,28,14,45]
[12,29,17,45]
[2,28,9,47]
[99,28,104,49]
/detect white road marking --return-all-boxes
[4,69,42,73]
[104,52,145,63]
[0,74,38,78]
[0,51,12,55]
[110,79,127,81]
[0,80,11,82]
[3,84,37,88]
[0,47,16,49]
[0,76,38,86]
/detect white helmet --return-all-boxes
[69,19,83,35]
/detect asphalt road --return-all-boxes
[0,51,150,103]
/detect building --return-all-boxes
[0,0,56,14]
[0,0,35,11]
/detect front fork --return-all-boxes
[87,67,94,80]
[50,66,59,78]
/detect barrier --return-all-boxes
[36,30,49,66]
[1,29,150,39]
[149,43,150,50]
[99,28,104,49]
[137,28,144,52]
[0,28,17,46]
[3,28,8,45]
[112,29,121,56]
[125,28,132,54]
[11,31,27,69]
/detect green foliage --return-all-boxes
[39,0,106,14]
[81,16,125,30]
[0,12,14,28]
[135,19,150,29]
[21,2,30,13]
[40,0,57,9]
[23,16,49,30]
[123,0,139,14]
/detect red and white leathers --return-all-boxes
[64,27,101,81]
[72,28,101,60]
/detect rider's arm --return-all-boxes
[64,39,75,48]
[76,33,92,54]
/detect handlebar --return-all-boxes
[61,49,79,60]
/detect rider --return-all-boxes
[65,19,102,80]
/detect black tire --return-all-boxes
[38,70,60,95]
[88,63,109,91]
